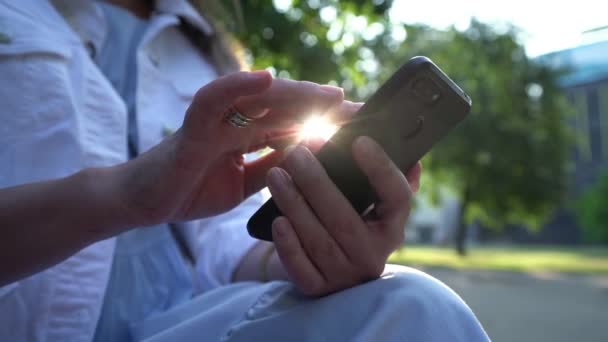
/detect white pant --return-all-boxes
[132,265,489,342]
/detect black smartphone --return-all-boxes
[247,56,471,241]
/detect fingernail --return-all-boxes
[320,85,344,96]
[272,217,289,239]
[354,136,376,154]
[267,167,289,192]
[248,70,272,80]
[290,145,312,166]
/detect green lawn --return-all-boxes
[389,245,608,274]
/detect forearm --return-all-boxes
[0,166,134,286]
[232,240,288,282]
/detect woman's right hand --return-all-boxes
[114,71,354,226]
[0,70,358,284]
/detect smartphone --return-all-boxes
[247,56,471,241]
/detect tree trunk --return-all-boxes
[455,185,472,256]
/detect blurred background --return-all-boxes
[214,0,608,340]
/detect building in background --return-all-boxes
[545,36,608,190]
[497,29,608,244]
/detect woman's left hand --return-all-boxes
[266,137,422,296]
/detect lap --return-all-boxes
[134,265,488,342]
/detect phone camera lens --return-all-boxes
[412,77,441,104]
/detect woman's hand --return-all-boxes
[266,138,422,296]
[0,71,351,285]
[116,71,350,225]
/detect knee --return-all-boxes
[360,264,488,341]
[374,265,479,318]
[378,264,463,304]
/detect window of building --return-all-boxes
[573,89,592,161]
[599,84,608,159]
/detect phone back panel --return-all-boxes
[248,56,471,241]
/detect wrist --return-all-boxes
[72,166,139,241]
[233,241,288,282]
[112,136,183,226]
[116,132,215,225]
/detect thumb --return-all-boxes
[243,150,286,197]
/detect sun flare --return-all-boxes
[298,115,339,141]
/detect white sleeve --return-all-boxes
[0,7,123,339]
[191,190,269,292]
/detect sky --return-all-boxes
[389,0,608,57]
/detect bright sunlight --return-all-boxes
[298,115,339,141]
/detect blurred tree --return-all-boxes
[575,172,608,244]
[390,22,573,255]
[223,1,572,255]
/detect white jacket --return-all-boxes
[0,1,262,340]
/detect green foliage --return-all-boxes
[389,245,608,274]
[395,21,574,231]
[575,172,608,243]
[229,0,394,90]
[224,1,573,232]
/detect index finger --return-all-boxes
[351,136,412,226]
[256,100,364,152]
[236,78,344,125]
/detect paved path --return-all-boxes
[422,267,608,342]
